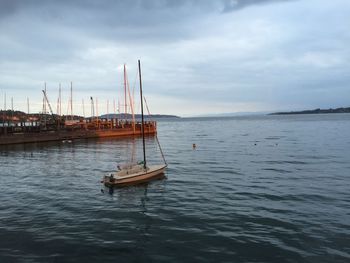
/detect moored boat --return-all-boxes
[102,164,167,187]
[102,60,167,187]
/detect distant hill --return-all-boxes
[0,110,43,121]
[0,110,180,121]
[100,113,180,119]
[270,107,350,115]
[193,112,268,117]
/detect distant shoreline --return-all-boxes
[0,110,181,120]
[270,107,350,115]
[100,113,181,119]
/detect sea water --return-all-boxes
[0,114,349,262]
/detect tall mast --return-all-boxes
[70,81,73,120]
[11,97,13,121]
[138,59,146,169]
[44,83,47,129]
[90,97,94,119]
[82,98,86,129]
[113,99,116,128]
[124,64,127,119]
[96,97,99,126]
[82,99,85,118]
[2,92,6,128]
[59,83,62,116]
[126,74,135,132]
[56,97,59,115]
[107,99,109,120]
[27,97,29,115]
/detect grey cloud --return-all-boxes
[0,0,18,18]
[0,0,296,57]
[222,0,295,12]
[0,0,294,21]
[0,0,296,44]
[0,0,348,115]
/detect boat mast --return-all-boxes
[70,81,73,120]
[2,92,7,132]
[138,59,146,169]
[126,73,136,132]
[107,99,109,120]
[96,97,99,128]
[44,83,47,129]
[27,97,29,115]
[82,99,85,118]
[90,97,95,120]
[59,83,62,116]
[124,64,127,120]
[11,97,13,121]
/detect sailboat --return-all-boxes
[102,60,167,187]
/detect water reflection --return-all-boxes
[102,173,166,198]
[140,186,149,214]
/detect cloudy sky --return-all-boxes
[0,0,349,116]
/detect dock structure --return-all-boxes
[0,111,157,145]
[0,63,159,145]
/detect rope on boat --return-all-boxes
[156,135,167,166]
[144,96,167,166]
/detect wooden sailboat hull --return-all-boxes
[103,164,167,187]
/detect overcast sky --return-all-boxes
[0,0,349,116]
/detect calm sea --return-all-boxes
[0,114,349,262]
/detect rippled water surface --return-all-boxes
[1,114,350,262]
